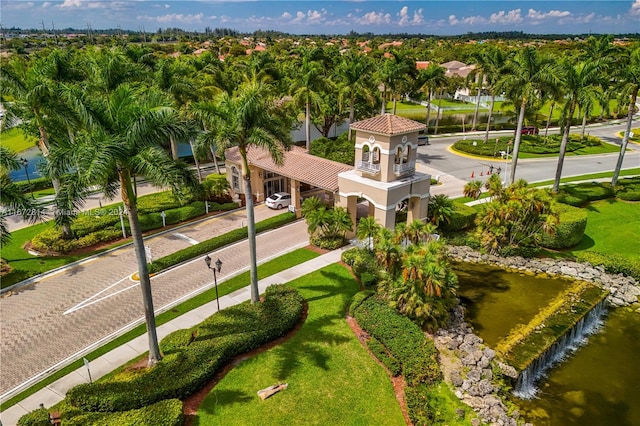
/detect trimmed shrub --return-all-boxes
[310,235,348,250]
[61,399,183,426]
[540,203,588,249]
[147,212,296,274]
[16,407,50,426]
[405,384,435,426]
[556,182,615,206]
[367,337,401,376]
[202,173,232,202]
[15,176,53,194]
[574,251,640,281]
[440,203,477,232]
[66,285,304,412]
[352,297,441,387]
[617,190,640,201]
[349,290,375,316]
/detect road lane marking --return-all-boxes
[173,232,199,245]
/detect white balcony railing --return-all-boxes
[356,161,381,175]
[393,161,415,175]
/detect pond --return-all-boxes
[455,262,640,426]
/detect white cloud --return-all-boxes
[392,6,425,26]
[449,14,486,26]
[42,2,51,8]
[291,11,306,23]
[56,0,128,10]
[286,9,328,25]
[137,13,205,24]
[632,0,640,16]
[281,12,292,19]
[527,9,571,20]
[398,6,410,26]
[358,10,391,25]
[488,9,523,24]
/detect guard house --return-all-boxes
[337,114,431,231]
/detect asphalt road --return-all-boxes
[418,120,639,187]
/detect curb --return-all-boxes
[0,207,248,295]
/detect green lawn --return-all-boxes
[571,199,640,262]
[0,127,37,153]
[196,263,405,426]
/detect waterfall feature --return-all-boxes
[513,299,607,399]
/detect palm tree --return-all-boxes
[417,64,447,132]
[1,49,86,238]
[427,194,454,228]
[552,58,606,192]
[289,48,326,151]
[377,51,415,115]
[463,180,483,200]
[153,57,198,159]
[612,47,640,186]
[476,46,508,143]
[496,47,560,185]
[335,52,375,125]
[50,83,197,366]
[191,81,292,304]
[356,216,380,251]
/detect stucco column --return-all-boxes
[345,195,358,239]
[375,206,396,230]
[406,196,428,223]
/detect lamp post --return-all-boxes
[20,158,34,199]
[204,255,222,311]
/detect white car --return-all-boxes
[265,192,292,209]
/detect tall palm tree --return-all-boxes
[475,46,508,143]
[335,52,375,125]
[612,47,640,186]
[417,64,447,132]
[552,58,605,192]
[496,47,559,185]
[50,83,197,366]
[1,49,86,238]
[356,216,380,251]
[289,48,326,151]
[191,81,292,304]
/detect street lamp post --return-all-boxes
[204,255,223,311]
[20,158,34,199]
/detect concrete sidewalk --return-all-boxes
[0,249,344,425]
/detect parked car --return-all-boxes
[520,126,539,135]
[265,192,292,209]
[417,135,430,146]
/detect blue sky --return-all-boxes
[1,1,639,35]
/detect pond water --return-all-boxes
[454,262,569,347]
[455,262,640,426]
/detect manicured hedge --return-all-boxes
[352,297,441,387]
[574,251,640,282]
[366,337,401,376]
[63,399,182,426]
[65,284,304,412]
[555,182,615,206]
[441,203,477,232]
[348,289,375,316]
[540,203,588,249]
[15,176,53,194]
[615,176,640,201]
[147,212,296,274]
[341,247,378,288]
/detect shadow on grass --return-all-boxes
[196,388,253,417]
[571,234,596,251]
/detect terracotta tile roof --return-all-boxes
[225,146,353,192]
[350,114,426,135]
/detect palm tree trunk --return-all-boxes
[349,92,355,124]
[189,140,202,183]
[392,94,397,115]
[483,94,495,144]
[243,173,260,304]
[472,85,481,131]
[612,90,638,186]
[305,101,311,152]
[580,111,587,138]
[544,101,554,139]
[120,170,161,366]
[169,134,179,160]
[434,90,442,135]
[381,85,386,115]
[553,102,575,192]
[509,99,527,186]
[209,146,221,174]
[425,90,432,131]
